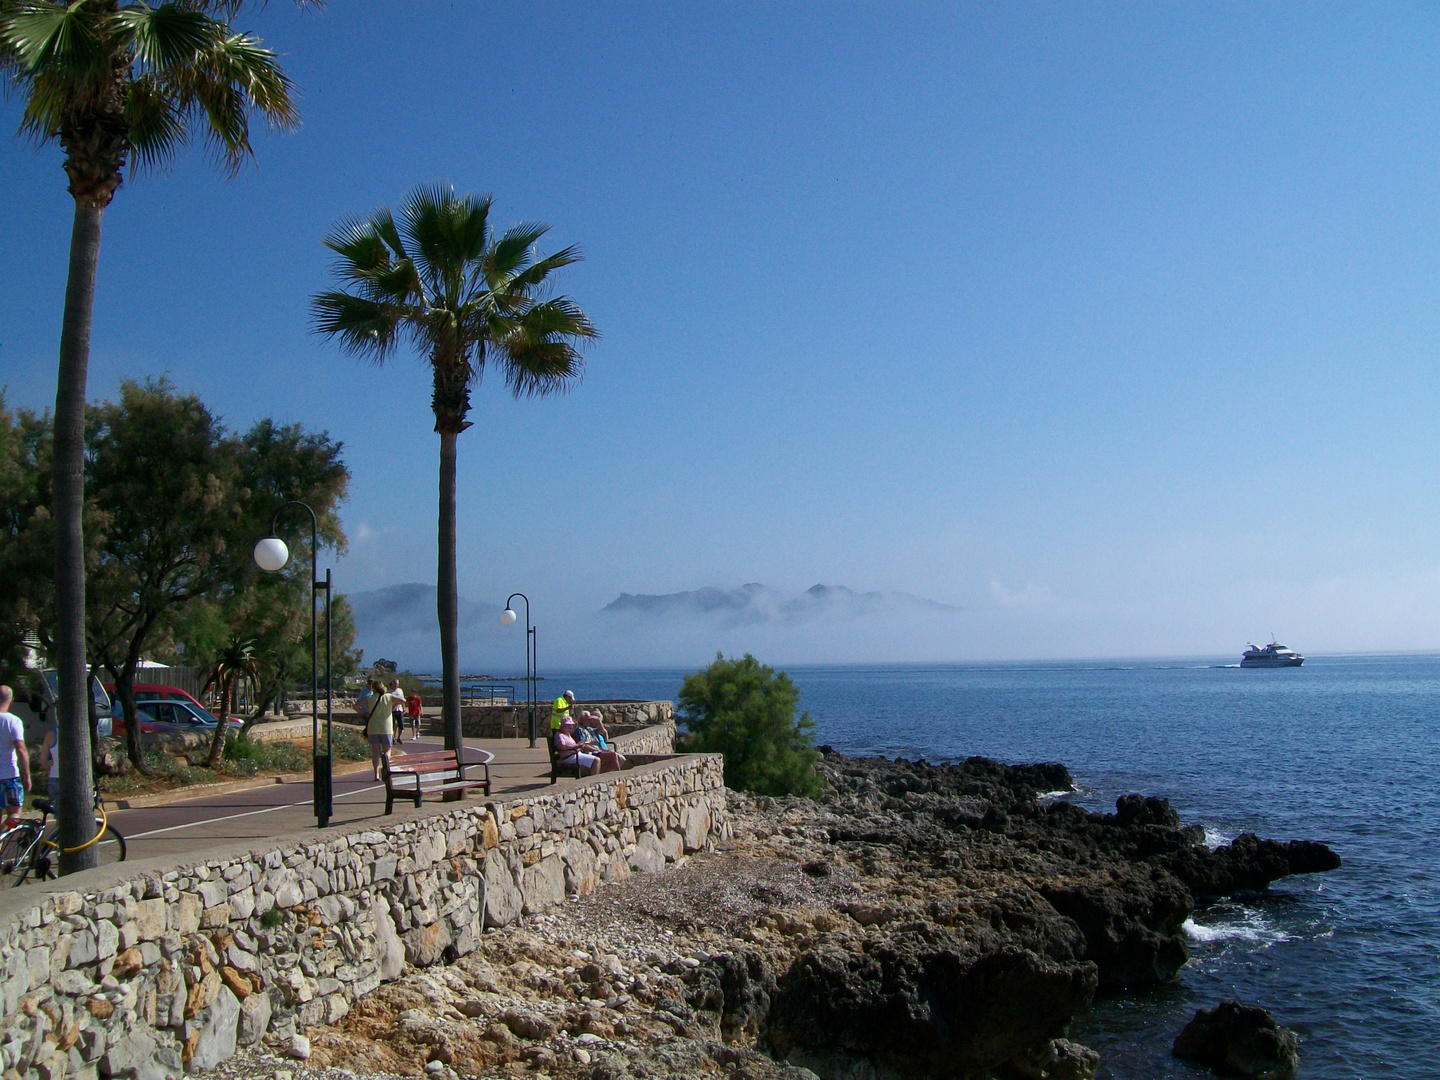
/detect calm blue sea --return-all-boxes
[550,654,1440,1079]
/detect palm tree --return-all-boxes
[313,185,597,757]
[0,0,297,871]
[204,635,259,767]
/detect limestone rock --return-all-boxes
[403,920,453,967]
[286,1033,311,1060]
[1173,1000,1300,1080]
[681,804,711,852]
[372,899,405,982]
[520,855,565,915]
[628,832,666,874]
[189,985,241,1071]
[500,1008,556,1041]
[238,990,272,1046]
[483,853,522,927]
[768,942,1097,1077]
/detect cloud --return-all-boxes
[989,578,1054,608]
[348,583,503,670]
[601,583,961,628]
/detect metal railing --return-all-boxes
[461,683,517,707]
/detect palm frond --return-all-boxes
[1,1,107,81]
[125,74,187,173]
[492,297,597,398]
[371,206,409,262]
[310,291,403,362]
[1,0,113,139]
[165,24,296,174]
[489,220,548,278]
[399,182,457,291]
[323,215,394,278]
[506,244,584,292]
[116,4,214,73]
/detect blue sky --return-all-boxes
[4,4,1440,667]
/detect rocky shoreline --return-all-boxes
[241,749,1339,1080]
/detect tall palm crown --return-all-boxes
[0,0,298,206]
[313,184,597,754]
[313,184,598,433]
[1,0,297,872]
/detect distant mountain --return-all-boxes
[601,583,959,627]
[348,583,501,668]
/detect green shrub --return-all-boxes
[223,736,309,774]
[329,727,369,762]
[678,653,823,798]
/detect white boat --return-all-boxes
[1240,641,1304,668]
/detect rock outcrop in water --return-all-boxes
[1173,1000,1300,1079]
[278,751,1338,1080]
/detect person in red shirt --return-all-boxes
[405,693,423,742]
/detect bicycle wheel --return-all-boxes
[92,820,126,866]
[0,822,43,886]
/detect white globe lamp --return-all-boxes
[253,536,290,574]
[500,608,518,627]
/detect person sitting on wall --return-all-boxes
[553,716,600,776]
[577,710,626,770]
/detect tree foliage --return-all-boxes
[0,380,353,772]
[677,654,823,798]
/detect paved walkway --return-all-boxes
[105,734,560,864]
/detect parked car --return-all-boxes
[102,682,244,725]
[133,697,245,735]
[109,707,164,737]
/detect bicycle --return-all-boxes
[0,784,126,886]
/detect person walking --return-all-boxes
[406,692,423,741]
[387,678,406,743]
[0,686,31,829]
[363,679,398,780]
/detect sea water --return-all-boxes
[555,654,1440,1078]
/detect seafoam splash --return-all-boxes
[1202,825,1236,850]
[1184,905,1294,949]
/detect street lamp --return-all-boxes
[501,593,537,747]
[254,500,333,828]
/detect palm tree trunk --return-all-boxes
[437,430,462,765]
[54,202,103,875]
[207,675,232,768]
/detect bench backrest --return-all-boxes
[386,750,464,778]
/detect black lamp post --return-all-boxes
[254,501,333,828]
[500,593,537,747]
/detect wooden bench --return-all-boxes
[547,733,586,784]
[383,749,491,815]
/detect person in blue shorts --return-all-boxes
[0,686,32,828]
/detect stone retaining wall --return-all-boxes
[461,700,674,740]
[611,720,678,757]
[0,754,727,1080]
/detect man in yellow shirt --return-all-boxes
[550,690,576,733]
